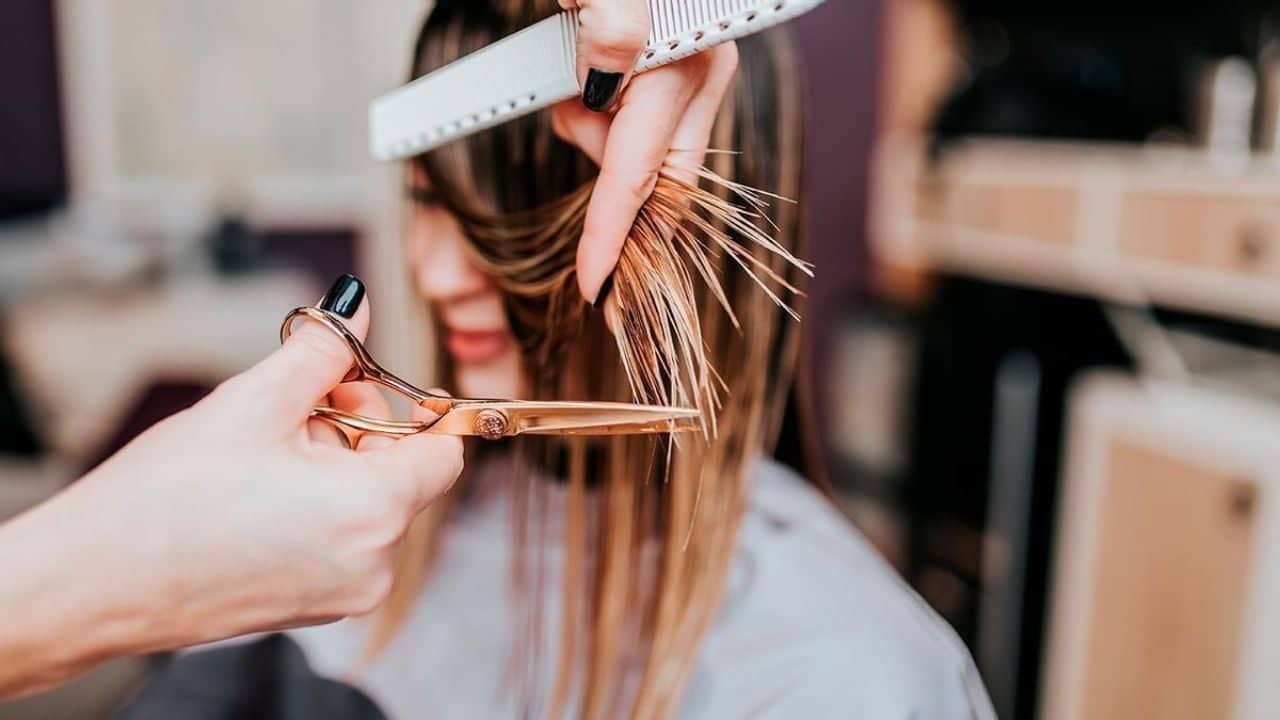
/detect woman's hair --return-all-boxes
[369,2,809,717]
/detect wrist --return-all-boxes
[0,472,169,697]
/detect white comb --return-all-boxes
[369,0,828,161]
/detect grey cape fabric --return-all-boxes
[121,459,995,719]
[116,634,387,720]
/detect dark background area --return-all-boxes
[0,0,67,221]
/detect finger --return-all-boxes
[308,383,392,450]
[551,100,609,165]
[332,383,391,421]
[240,274,370,425]
[573,0,651,112]
[351,384,397,453]
[357,433,395,452]
[602,293,620,335]
[308,415,350,448]
[369,403,464,513]
[576,61,707,303]
[664,43,739,182]
[596,47,730,337]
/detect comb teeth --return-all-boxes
[649,0,776,46]
[369,0,828,161]
[636,0,824,72]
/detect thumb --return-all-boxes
[244,274,371,423]
[563,0,651,112]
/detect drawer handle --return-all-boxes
[1228,481,1257,521]
[1236,223,1271,267]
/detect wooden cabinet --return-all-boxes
[951,182,1081,247]
[874,140,1280,328]
[1041,375,1280,720]
[1118,190,1280,278]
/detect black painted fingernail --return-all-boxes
[592,271,616,309]
[319,274,365,319]
[583,69,624,112]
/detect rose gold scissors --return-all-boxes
[281,306,701,439]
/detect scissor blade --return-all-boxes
[427,401,702,437]
[516,403,703,436]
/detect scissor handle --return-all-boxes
[310,406,438,437]
[280,306,701,440]
[280,306,453,415]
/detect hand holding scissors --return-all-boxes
[0,276,466,697]
[281,305,701,441]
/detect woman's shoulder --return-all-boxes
[684,459,995,719]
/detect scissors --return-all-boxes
[281,306,702,439]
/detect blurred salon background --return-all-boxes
[4,1,1280,718]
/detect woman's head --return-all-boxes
[405,164,522,400]
[406,0,599,403]
[384,2,809,717]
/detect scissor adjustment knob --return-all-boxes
[474,409,510,439]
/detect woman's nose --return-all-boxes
[413,218,490,303]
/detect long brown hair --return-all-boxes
[368,3,808,717]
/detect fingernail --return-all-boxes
[583,69,624,112]
[319,274,365,319]
[592,271,616,309]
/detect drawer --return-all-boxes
[1043,377,1280,720]
[1118,191,1280,276]
[1075,437,1257,720]
[949,182,1080,246]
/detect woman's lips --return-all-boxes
[445,328,513,365]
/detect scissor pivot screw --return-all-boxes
[475,409,509,440]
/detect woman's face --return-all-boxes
[407,168,522,399]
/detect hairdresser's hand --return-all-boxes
[0,275,462,698]
[553,0,740,305]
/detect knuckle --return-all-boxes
[602,166,660,207]
[371,493,404,529]
[589,16,649,56]
[289,324,354,369]
[343,482,400,531]
[384,475,423,520]
[372,488,408,529]
[710,46,739,91]
[207,374,273,426]
[550,108,571,142]
[682,42,735,85]
[717,42,739,73]
[352,568,395,615]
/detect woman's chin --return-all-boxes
[454,350,522,400]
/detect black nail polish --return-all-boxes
[319,274,365,319]
[583,69,624,112]
[592,271,616,309]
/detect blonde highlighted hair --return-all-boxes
[367,2,811,717]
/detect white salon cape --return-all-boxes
[289,459,996,719]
